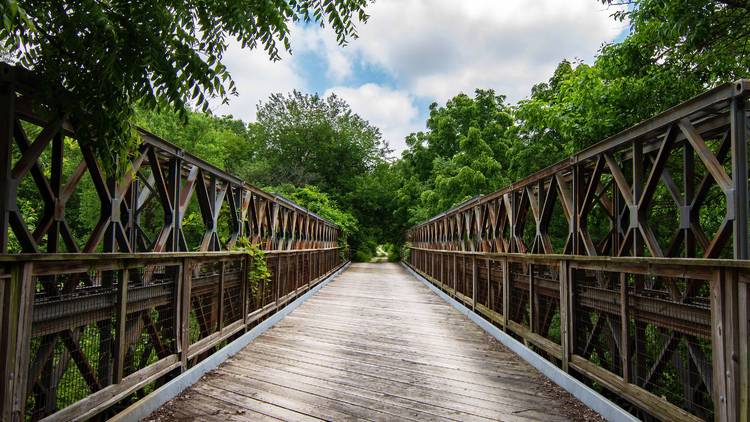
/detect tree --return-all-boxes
[392,89,514,225]
[134,106,254,173]
[0,0,369,168]
[420,127,507,216]
[245,91,390,200]
[603,0,750,84]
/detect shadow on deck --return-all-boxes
[147,263,601,421]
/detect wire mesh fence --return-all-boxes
[531,263,561,346]
[508,261,529,328]
[488,258,503,316]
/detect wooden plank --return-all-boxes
[233,347,555,408]
[218,360,558,422]
[151,263,599,422]
[212,365,464,422]
[194,383,318,421]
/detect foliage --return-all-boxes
[245,91,393,259]
[603,0,750,84]
[386,0,745,260]
[420,127,507,215]
[0,0,369,169]
[393,90,515,225]
[8,0,742,266]
[134,106,254,172]
[232,237,272,298]
[268,184,358,244]
[382,243,402,262]
[345,162,408,255]
[352,248,373,262]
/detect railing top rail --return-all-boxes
[0,246,343,263]
[408,246,750,271]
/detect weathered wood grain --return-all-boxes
[149,263,597,421]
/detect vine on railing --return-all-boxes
[232,237,272,299]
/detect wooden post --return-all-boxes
[285,253,291,296]
[471,256,477,310]
[485,257,490,309]
[462,254,467,296]
[739,279,748,422]
[568,265,578,362]
[315,250,319,280]
[711,268,741,422]
[178,258,191,372]
[441,252,446,287]
[559,260,570,372]
[529,263,536,333]
[241,255,249,329]
[305,252,315,290]
[452,254,457,295]
[296,252,300,291]
[431,250,435,278]
[620,272,630,383]
[114,268,129,384]
[502,258,510,332]
[1,262,34,422]
[730,93,749,422]
[275,254,281,307]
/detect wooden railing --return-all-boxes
[0,247,345,421]
[407,247,748,421]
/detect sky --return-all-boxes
[212,0,629,156]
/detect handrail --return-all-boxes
[1,248,347,421]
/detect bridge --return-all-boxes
[0,64,747,422]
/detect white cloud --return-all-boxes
[317,0,626,103]
[324,84,423,153]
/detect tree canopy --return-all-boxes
[243,90,390,199]
[1,0,369,168]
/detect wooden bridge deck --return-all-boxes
[149,263,598,421]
